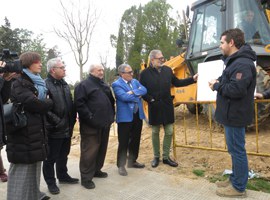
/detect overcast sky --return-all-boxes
[0,0,195,83]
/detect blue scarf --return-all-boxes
[23,69,47,100]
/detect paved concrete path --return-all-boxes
[1,147,270,200]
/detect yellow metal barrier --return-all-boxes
[173,99,270,159]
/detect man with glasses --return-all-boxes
[140,49,198,168]
[112,64,147,176]
[43,58,78,195]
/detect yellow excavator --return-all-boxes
[141,0,270,123]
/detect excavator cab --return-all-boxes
[183,0,270,125]
[185,0,270,74]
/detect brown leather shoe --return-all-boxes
[216,179,231,188]
[127,161,145,168]
[216,184,247,198]
[0,172,8,182]
[118,166,128,176]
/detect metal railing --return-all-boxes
[172,99,270,159]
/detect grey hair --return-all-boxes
[89,64,103,74]
[149,49,162,59]
[47,57,62,72]
[118,63,131,74]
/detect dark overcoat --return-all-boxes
[45,74,76,139]
[140,65,195,125]
[6,73,53,164]
[74,75,115,129]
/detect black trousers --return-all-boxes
[43,137,71,185]
[79,123,110,182]
[117,112,143,167]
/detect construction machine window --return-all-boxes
[190,7,204,53]
[233,0,270,45]
[201,2,222,50]
[189,0,222,53]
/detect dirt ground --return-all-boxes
[70,106,270,181]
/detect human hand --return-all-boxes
[3,72,18,81]
[208,79,218,91]
[255,93,264,99]
[193,73,198,81]
[127,90,133,94]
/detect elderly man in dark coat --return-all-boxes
[75,64,115,189]
[140,49,198,168]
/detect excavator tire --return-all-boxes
[186,103,203,115]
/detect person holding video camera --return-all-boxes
[0,61,17,183]
[6,52,53,200]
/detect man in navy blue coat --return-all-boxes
[112,64,147,176]
[209,28,256,198]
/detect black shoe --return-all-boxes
[94,170,108,178]
[151,157,159,168]
[41,196,51,200]
[118,166,128,176]
[59,176,79,184]
[48,184,60,195]
[128,161,145,168]
[81,180,95,189]
[163,157,178,167]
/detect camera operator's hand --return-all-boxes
[3,72,17,81]
[0,61,17,81]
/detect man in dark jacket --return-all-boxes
[43,58,78,195]
[209,28,256,198]
[140,50,198,168]
[74,64,115,189]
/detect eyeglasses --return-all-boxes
[53,66,66,70]
[153,57,165,61]
[122,71,133,74]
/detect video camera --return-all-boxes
[0,49,23,73]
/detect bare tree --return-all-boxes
[54,0,99,81]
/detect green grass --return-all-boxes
[246,178,270,193]
[208,174,270,193]
[193,169,205,177]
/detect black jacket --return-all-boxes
[74,75,115,129]
[213,44,257,127]
[45,74,76,138]
[6,73,53,164]
[140,65,195,125]
[0,77,12,147]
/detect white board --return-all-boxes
[197,60,224,101]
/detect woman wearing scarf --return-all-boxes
[6,52,53,200]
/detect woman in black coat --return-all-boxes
[6,52,53,200]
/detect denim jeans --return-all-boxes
[224,125,248,192]
[152,123,173,159]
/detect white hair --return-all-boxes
[47,57,62,73]
[89,64,103,74]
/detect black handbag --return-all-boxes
[3,102,27,133]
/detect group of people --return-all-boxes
[0,27,264,199]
